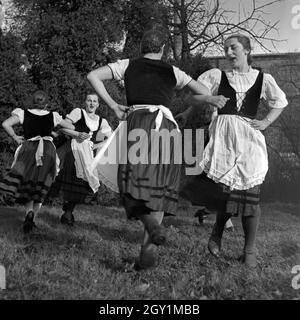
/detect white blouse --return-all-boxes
[108,59,192,90]
[198,68,288,110]
[12,108,63,126]
[67,108,112,135]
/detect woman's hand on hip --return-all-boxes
[112,104,129,120]
[251,119,269,131]
[13,135,25,145]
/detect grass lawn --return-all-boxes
[0,201,299,300]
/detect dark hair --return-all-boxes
[140,29,167,54]
[32,90,48,109]
[85,91,99,102]
[86,90,99,98]
[225,34,252,65]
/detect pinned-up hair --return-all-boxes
[32,90,48,109]
[225,34,253,65]
[140,29,167,54]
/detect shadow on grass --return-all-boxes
[163,216,194,228]
[0,206,24,230]
[40,209,142,245]
[78,220,142,245]
[0,207,94,249]
[39,209,60,227]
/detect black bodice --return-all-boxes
[23,110,54,139]
[124,57,177,109]
[74,110,102,142]
[217,71,263,119]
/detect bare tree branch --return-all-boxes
[164,0,283,60]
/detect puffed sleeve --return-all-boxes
[52,112,63,127]
[197,68,222,95]
[107,59,130,81]
[173,66,193,89]
[262,74,288,109]
[66,108,82,123]
[11,108,24,124]
[100,118,112,135]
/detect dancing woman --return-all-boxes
[0,90,74,232]
[179,34,288,267]
[51,92,112,226]
[87,29,210,270]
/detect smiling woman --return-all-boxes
[48,92,112,225]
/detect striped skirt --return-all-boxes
[180,172,261,217]
[49,140,95,203]
[118,109,182,218]
[0,140,57,204]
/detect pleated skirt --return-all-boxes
[180,172,261,217]
[0,140,57,204]
[118,109,182,218]
[49,140,95,203]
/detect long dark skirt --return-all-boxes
[50,140,95,204]
[180,172,261,217]
[0,140,57,204]
[118,109,182,218]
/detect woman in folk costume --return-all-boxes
[0,90,74,233]
[179,34,288,267]
[51,92,112,226]
[87,29,210,270]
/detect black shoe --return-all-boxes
[23,211,36,234]
[208,237,221,258]
[149,225,166,246]
[244,252,257,268]
[225,226,234,233]
[60,212,75,226]
[194,209,210,224]
[134,247,157,271]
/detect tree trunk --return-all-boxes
[173,0,182,61]
[180,0,191,62]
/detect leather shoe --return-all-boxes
[208,237,221,258]
[149,225,166,246]
[194,209,209,224]
[60,212,75,226]
[244,252,257,268]
[134,246,157,271]
[238,252,257,268]
[23,211,36,234]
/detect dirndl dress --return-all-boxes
[180,115,267,217]
[0,109,60,204]
[50,109,101,204]
[181,66,288,217]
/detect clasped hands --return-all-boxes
[175,95,270,131]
